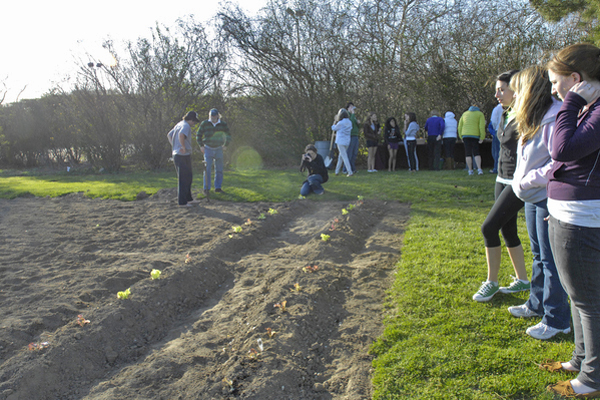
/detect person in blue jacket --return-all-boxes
[424,110,445,170]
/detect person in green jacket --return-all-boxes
[458,105,486,175]
[196,108,231,194]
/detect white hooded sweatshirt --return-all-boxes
[443,112,458,139]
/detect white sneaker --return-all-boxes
[468,170,474,176]
[477,169,484,175]
[526,322,571,340]
[508,304,539,318]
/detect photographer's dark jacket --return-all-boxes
[301,154,329,183]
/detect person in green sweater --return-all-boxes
[458,104,486,175]
[196,108,231,194]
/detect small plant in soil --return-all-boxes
[232,226,242,233]
[117,288,131,300]
[28,342,49,351]
[244,218,252,226]
[342,208,349,215]
[321,233,330,242]
[258,213,266,220]
[150,269,161,280]
[247,348,261,360]
[302,264,319,273]
[76,314,90,326]
[185,253,192,264]
[268,208,278,215]
[290,283,302,293]
[222,378,234,393]
[266,327,276,339]
[274,300,287,312]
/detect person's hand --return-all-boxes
[200,146,205,154]
[571,81,600,103]
[478,139,483,144]
[436,135,442,141]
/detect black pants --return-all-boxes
[174,154,193,205]
[427,136,442,170]
[481,182,523,248]
[407,140,417,171]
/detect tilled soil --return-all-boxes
[0,191,409,400]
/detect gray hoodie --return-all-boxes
[512,98,562,204]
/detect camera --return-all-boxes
[303,154,311,161]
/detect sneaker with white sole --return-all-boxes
[526,322,571,340]
[499,276,531,294]
[468,170,474,176]
[477,169,484,175]
[473,280,499,302]
[508,304,540,318]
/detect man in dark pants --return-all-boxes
[424,110,445,170]
[169,111,200,207]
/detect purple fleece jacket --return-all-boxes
[548,91,600,201]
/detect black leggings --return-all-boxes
[481,182,523,248]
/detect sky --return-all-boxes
[0,1,267,103]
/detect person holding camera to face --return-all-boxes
[299,144,328,196]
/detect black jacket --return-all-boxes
[300,154,329,183]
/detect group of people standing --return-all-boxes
[471,43,600,398]
[168,108,231,207]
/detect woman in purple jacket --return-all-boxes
[543,43,600,398]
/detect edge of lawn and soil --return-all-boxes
[0,167,573,399]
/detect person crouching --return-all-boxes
[300,144,328,196]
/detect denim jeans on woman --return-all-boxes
[203,145,224,191]
[300,174,324,196]
[549,216,600,390]
[335,144,352,175]
[524,200,570,330]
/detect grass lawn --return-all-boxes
[0,167,572,398]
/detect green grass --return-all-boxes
[0,167,572,398]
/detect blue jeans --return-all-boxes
[345,136,359,173]
[549,216,600,390]
[203,146,224,191]
[524,201,570,330]
[173,154,193,205]
[491,135,500,173]
[300,174,324,196]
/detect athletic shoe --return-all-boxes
[215,188,224,193]
[477,169,484,175]
[499,276,531,294]
[473,280,499,302]
[527,322,571,340]
[468,170,474,176]
[508,304,540,318]
[547,380,600,398]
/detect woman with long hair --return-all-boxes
[364,112,380,172]
[331,108,353,176]
[473,70,531,302]
[540,43,600,398]
[508,66,570,340]
[384,117,402,171]
[404,112,419,172]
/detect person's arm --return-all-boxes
[438,119,445,140]
[222,121,231,147]
[552,90,600,161]
[195,122,205,154]
[478,114,486,143]
[520,123,555,190]
[457,117,463,140]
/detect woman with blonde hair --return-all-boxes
[331,108,353,176]
[540,43,600,398]
[508,66,570,340]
